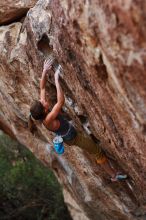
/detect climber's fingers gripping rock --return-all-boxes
[43,57,54,73]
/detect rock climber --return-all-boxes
[29,58,127,182]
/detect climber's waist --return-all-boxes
[55,124,77,141]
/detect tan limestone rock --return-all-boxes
[0,0,146,219]
[0,0,37,25]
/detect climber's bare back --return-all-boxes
[43,117,60,132]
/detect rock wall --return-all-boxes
[0,0,37,24]
[0,0,146,219]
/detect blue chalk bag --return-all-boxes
[53,136,64,155]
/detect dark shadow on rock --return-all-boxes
[37,34,59,72]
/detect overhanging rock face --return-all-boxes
[0,0,146,219]
[0,0,37,25]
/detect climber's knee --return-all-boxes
[95,146,107,164]
[96,155,107,164]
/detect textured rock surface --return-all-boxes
[0,0,37,25]
[0,0,146,219]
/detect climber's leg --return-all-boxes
[65,132,101,154]
[96,156,127,181]
[65,133,127,181]
[98,158,115,178]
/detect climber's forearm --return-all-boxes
[40,70,48,102]
[40,70,47,90]
[55,78,65,105]
[40,58,54,102]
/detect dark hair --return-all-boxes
[30,100,46,120]
[28,115,36,133]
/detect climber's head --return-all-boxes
[30,100,48,120]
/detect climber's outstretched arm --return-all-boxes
[55,66,65,107]
[44,66,65,124]
[40,58,53,104]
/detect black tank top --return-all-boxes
[55,114,77,141]
[55,114,70,135]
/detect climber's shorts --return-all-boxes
[61,125,77,141]
[64,132,107,164]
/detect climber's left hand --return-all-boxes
[43,58,54,73]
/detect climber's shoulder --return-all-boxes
[43,115,60,132]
